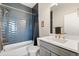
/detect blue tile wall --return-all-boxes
[2,7,33,44]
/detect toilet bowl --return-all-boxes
[27,45,40,56]
[26,40,40,56]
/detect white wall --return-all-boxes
[51,3,79,34]
[38,3,51,37]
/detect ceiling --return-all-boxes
[21,3,36,8]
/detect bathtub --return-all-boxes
[0,40,33,56]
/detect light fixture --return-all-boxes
[50,3,58,8]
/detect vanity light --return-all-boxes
[50,3,58,8]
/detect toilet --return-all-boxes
[27,46,39,56]
[26,40,40,56]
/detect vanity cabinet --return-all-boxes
[51,53,58,56]
[40,47,51,56]
[39,40,77,56]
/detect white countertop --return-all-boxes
[38,36,79,53]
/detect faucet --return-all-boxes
[55,34,64,39]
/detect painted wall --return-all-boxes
[38,3,51,37]
[51,3,79,34]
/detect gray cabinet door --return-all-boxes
[40,47,51,56]
[40,40,77,56]
[51,53,57,56]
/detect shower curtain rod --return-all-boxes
[0,4,35,15]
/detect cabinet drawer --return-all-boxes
[40,40,76,56]
[40,47,51,56]
[51,53,57,56]
[53,46,76,56]
[40,40,52,50]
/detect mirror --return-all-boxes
[51,3,79,39]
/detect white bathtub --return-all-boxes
[0,40,33,56]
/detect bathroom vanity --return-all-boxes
[38,36,79,56]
